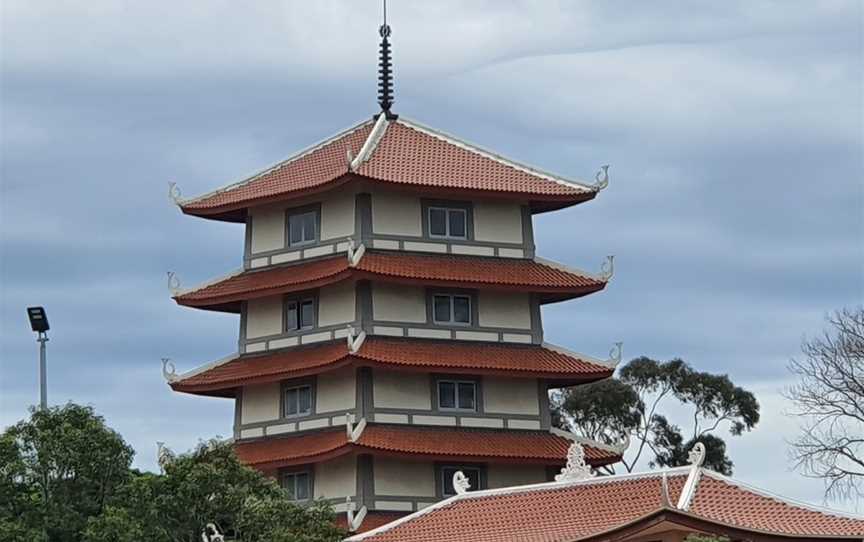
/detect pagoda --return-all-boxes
[164,14,626,533]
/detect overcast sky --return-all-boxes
[1,0,862,513]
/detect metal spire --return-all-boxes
[377,0,396,118]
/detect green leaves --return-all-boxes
[554,356,760,475]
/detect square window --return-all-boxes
[438,380,475,411]
[288,210,318,247]
[441,467,481,497]
[285,297,316,332]
[431,293,471,325]
[427,206,469,240]
[283,471,311,501]
[285,385,312,417]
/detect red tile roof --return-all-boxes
[173,251,605,312]
[347,470,864,542]
[336,513,406,535]
[233,426,621,471]
[169,338,614,395]
[179,118,597,221]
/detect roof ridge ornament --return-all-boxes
[167,271,182,295]
[377,0,396,119]
[452,471,472,495]
[599,255,615,281]
[554,441,595,482]
[593,165,610,191]
[607,342,623,367]
[156,440,175,473]
[347,239,366,267]
[346,325,367,353]
[161,357,178,383]
[345,496,368,532]
[168,181,183,205]
[346,413,367,442]
[676,442,706,510]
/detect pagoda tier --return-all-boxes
[234,425,622,471]
[173,251,607,312]
[168,337,616,396]
[175,116,603,222]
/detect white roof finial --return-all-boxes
[555,441,595,482]
[593,165,610,190]
[452,471,471,495]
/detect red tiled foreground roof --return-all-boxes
[173,251,605,312]
[179,117,598,221]
[169,338,614,395]
[346,469,864,542]
[336,513,406,535]
[234,426,621,471]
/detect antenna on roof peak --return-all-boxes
[377,0,397,119]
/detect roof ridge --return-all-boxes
[699,469,864,521]
[534,255,610,283]
[396,116,597,193]
[181,118,373,206]
[174,352,240,381]
[172,268,246,297]
[541,341,620,370]
[350,114,390,171]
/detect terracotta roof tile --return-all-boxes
[180,118,596,220]
[174,251,605,311]
[232,425,620,471]
[336,513,406,535]
[689,472,864,537]
[348,470,864,542]
[169,338,613,395]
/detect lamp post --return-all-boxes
[26,306,49,410]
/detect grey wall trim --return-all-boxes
[233,388,243,440]
[538,380,552,430]
[358,367,374,420]
[424,288,479,327]
[242,320,359,351]
[357,454,374,509]
[239,300,248,349]
[245,235,354,267]
[529,294,543,344]
[236,412,356,437]
[421,199,475,241]
[370,320,534,344]
[371,407,540,423]
[520,205,536,259]
[430,374,484,414]
[356,193,373,244]
[372,232,525,250]
[244,214,253,261]
[356,281,373,333]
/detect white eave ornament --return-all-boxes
[347,239,366,267]
[346,413,367,443]
[599,255,615,281]
[346,325,367,354]
[452,470,471,495]
[168,181,184,206]
[161,357,178,383]
[593,165,610,191]
[345,496,368,532]
[167,271,182,296]
[676,442,706,510]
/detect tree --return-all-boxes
[0,403,134,542]
[785,307,864,502]
[552,357,759,475]
[84,439,345,542]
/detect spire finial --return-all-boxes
[377,0,396,118]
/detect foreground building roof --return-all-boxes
[173,251,607,312]
[346,466,864,541]
[168,337,616,396]
[177,117,602,222]
[234,425,622,471]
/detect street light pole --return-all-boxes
[37,331,48,410]
[27,307,50,410]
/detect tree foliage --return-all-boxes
[553,356,759,475]
[0,403,344,542]
[785,307,864,502]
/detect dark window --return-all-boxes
[288,210,317,247]
[432,294,471,325]
[440,466,482,497]
[285,385,312,417]
[286,297,315,331]
[282,471,311,501]
[428,207,467,239]
[438,380,476,411]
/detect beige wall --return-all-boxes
[314,455,356,499]
[321,191,355,240]
[474,201,523,243]
[484,377,540,415]
[478,292,531,329]
[486,464,547,489]
[372,283,426,323]
[246,296,283,338]
[241,383,281,424]
[316,367,356,413]
[318,282,356,327]
[249,206,285,254]
[374,370,431,410]
[372,190,422,236]
[374,458,436,497]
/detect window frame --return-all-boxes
[427,290,477,327]
[281,377,316,419]
[436,463,486,498]
[421,200,474,241]
[283,293,318,334]
[285,204,321,248]
[281,468,314,502]
[434,376,481,413]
